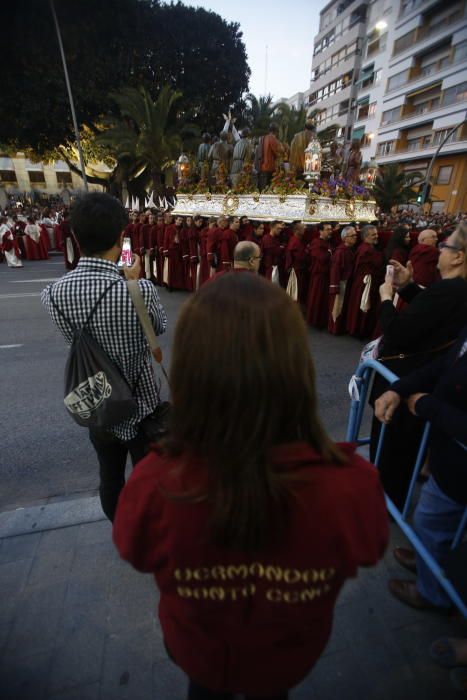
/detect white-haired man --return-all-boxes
[328,225,357,334]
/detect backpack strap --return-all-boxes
[82,278,122,330]
[49,278,122,336]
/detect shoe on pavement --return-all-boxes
[388,579,452,613]
[393,547,417,574]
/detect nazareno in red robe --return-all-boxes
[305,238,331,329]
[155,223,166,285]
[187,226,200,291]
[23,224,49,261]
[346,242,384,339]
[285,235,309,304]
[409,244,440,288]
[199,226,212,286]
[327,244,355,335]
[219,228,238,270]
[163,224,186,290]
[181,226,191,291]
[260,233,283,281]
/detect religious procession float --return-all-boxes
[171,121,377,224]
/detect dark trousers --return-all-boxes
[89,427,149,521]
[370,407,425,511]
[188,681,288,700]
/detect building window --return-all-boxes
[377,141,395,156]
[367,32,387,57]
[454,40,467,63]
[432,127,460,145]
[56,171,73,186]
[381,106,401,125]
[406,138,420,151]
[28,171,46,184]
[393,29,416,55]
[443,81,467,106]
[387,70,409,91]
[361,133,373,147]
[0,170,17,182]
[436,166,453,184]
[400,0,424,17]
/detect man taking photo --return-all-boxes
[42,193,167,521]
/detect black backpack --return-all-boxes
[49,279,138,429]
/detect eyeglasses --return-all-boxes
[438,242,461,251]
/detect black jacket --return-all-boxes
[379,277,467,378]
[392,324,467,504]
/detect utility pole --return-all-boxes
[49,0,88,191]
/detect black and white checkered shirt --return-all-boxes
[41,257,167,442]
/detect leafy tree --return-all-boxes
[97,85,191,195]
[142,2,250,134]
[2,0,250,157]
[373,164,424,213]
[2,0,150,155]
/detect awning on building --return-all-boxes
[357,95,370,106]
[355,63,374,85]
[352,126,365,141]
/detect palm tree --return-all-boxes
[273,103,308,143]
[242,93,276,135]
[97,85,185,195]
[373,163,425,213]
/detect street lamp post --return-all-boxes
[49,0,88,191]
[420,115,466,206]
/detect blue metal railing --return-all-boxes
[346,359,467,617]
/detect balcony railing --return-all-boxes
[378,130,464,157]
[399,0,425,19]
[382,84,467,125]
[386,45,467,94]
[393,7,465,56]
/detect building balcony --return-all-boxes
[392,5,466,58]
[385,47,467,96]
[380,84,467,128]
[375,130,467,162]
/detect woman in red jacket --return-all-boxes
[113,273,389,700]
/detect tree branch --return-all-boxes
[58,147,110,187]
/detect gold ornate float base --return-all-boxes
[172,193,376,223]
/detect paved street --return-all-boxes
[0,257,363,511]
[1,258,464,700]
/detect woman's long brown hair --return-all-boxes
[164,272,347,552]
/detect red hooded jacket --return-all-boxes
[113,442,388,695]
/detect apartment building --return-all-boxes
[373,0,467,212]
[0,154,108,199]
[309,0,369,139]
[351,0,396,160]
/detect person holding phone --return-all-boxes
[370,223,467,509]
[42,193,167,521]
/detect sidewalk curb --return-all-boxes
[0,496,105,539]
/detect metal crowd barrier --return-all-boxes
[346,358,467,618]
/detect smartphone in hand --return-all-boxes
[386,264,395,281]
[118,237,133,267]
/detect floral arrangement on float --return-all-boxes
[211,162,229,194]
[232,161,256,195]
[263,167,305,198]
[308,177,371,201]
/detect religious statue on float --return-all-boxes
[343,140,363,183]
